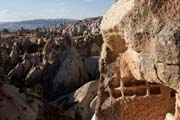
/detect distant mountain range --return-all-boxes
[0,18,77,31]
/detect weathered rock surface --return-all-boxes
[0,47,72,120]
[42,36,89,100]
[51,47,89,98]
[0,17,103,120]
[55,81,98,120]
[73,34,103,59]
[95,0,180,120]
[0,83,72,120]
[101,0,180,90]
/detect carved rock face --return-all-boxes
[101,0,180,91]
[96,0,180,120]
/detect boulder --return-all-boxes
[55,81,98,120]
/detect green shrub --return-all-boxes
[37,46,44,53]
[30,84,44,95]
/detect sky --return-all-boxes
[0,0,114,22]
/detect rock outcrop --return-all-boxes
[95,0,180,120]
[55,81,98,120]
[73,34,103,59]
[0,83,73,120]
[42,36,89,100]
[0,47,72,120]
[0,17,103,120]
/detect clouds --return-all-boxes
[0,9,9,15]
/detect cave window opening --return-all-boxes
[149,86,161,95]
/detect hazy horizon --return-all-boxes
[0,16,101,23]
[0,0,114,22]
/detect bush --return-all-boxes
[37,46,44,53]
[30,84,44,95]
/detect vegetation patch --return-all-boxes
[30,84,44,96]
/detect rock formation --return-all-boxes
[55,81,98,120]
[0,83,72,120]
[0,47,72,120]
[42,36,89,100]
[0,16,103,120]
[95,0,180,120]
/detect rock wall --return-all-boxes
[95,0,180,120]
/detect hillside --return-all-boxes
[0,18,77,31]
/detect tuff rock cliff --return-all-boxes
[95,0,180,120]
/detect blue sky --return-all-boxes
[0,0,114,22]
